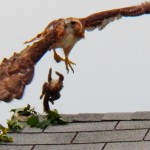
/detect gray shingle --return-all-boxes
[0,146,33,150]
[61,113,105,122]
[74,113,104,122]
[44,121,117,132]
[6,133,75,145]
[21,125,43,132]
[132,112,150,120]
[73,130,147,143]
[102,113,133,120]
[33,144,104,150]
[61,114,77,122]
[116,121,150,129]
[3,112,150,149]
[104,142,150,150]
[144,130,150,140]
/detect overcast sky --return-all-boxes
[0,0,150,125]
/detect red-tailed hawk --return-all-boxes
[0,2,150,102]
[24,2,150,73]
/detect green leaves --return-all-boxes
[0,124,13,143]
[7,120,24,132]
[27,110,68,129]
[0,124,8,134]
[26,116,40,128]
[27,116,49,129]
[7,104,36,132]
[17,104,37,116]
[0,104,68,143]
[0,134,13,143]
[9,105,68,130]
[10,104,38,122]
[47,110,68,125]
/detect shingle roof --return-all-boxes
[1,112,150,150]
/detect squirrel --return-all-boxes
[40,68,64,112]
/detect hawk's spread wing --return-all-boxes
[79,2,150,31]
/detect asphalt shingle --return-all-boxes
[144,130,150,140]
[33,144,105,150]
[0,146,33,150]
[21,125,43,132]
[62,113,104,122]
[116,121,150,129]
[132,112,150,120]
[2,112,150,150]
[44,121,117,132]
[73,130,147,143]
[105,142,150,150]
[102,112,133,120]
[6,133,75,145]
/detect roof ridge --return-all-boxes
[60,111,150,122]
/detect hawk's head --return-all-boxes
[64,17,84,37]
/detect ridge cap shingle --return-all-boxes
[61,111,150,122]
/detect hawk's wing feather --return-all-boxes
[80,2,150,31]
[24,19,64,44]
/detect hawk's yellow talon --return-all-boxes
[65,57,75,73]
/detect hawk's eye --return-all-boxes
[70,21,76,26]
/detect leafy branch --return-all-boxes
[7,104,68,131]
[27,109,67,129]
[0,104,68,143]
[0,125,13,143]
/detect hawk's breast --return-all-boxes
[61,33,77,48]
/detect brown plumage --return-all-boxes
[0,2,150,102]
[40,68,64,112]
[24,18,84,73]
[0,27,58,102]
[24,2,150,73]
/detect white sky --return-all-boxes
[0,0,150,125]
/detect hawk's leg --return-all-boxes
[63,46,76,73]
[53,49,65,63]
[53,49,75,65]
[65,57,76,73]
